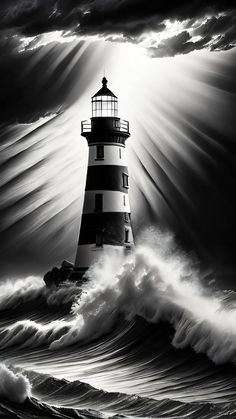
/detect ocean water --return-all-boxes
[1,230,236,418]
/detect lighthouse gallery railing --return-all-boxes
[81,119,129,134]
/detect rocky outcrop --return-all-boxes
[43,260,74,287]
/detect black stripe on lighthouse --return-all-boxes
[85,165,129,192]
[78,212,132,246]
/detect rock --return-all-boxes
[43,263,74,287]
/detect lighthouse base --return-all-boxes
[43,245,134,287]
[68,268,88,283]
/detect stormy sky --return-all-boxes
[0,1,236,287]
[0,0,235,124]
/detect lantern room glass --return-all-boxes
[92,95,118,117]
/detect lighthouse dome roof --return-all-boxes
[92,77,117,98]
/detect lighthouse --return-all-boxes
[72,77,134,280]
[43,77,134,286]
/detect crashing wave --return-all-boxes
[1,229,236,366]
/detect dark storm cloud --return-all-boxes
[211,30,236,51]
[0,1,235,57]
[193,12,235,38]
[191,11,236,51]
[0,1,234,35]
[148,31,211,58]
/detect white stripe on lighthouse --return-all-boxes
[88,144,128,167]
[83,190,130,214]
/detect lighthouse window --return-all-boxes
[125,229,130,243]
[123,195,126,206]
[119,148,122,159]
[124,212,129,223]
[95,194,103,212]
[92,96,118,117]
[122,173,129,188]
[96,145,104,159]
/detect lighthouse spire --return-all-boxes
[102,76,107,87]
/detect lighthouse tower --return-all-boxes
[73,77,134,279]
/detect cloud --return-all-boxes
[0,1,235,58]
[0,364,31,403]
[0,1,234,36]
[211,30,236,51]
[193,11,236,38]
[144,9,236,58]
[147,31,212,57]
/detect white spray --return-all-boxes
[0,276,81,311]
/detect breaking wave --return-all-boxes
[1,229,236,366]
[0,364,31,403]
[0,277,44,310]
[0,276,82,311]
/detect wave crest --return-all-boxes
[0,276,82,311]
